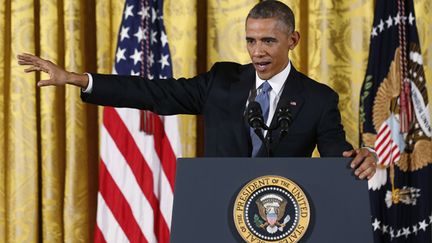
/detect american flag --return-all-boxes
[94,0,180,242]
[360,0,432,242]
[375,121,401,167]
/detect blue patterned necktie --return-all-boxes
[251,81,272,157]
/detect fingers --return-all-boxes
[18,53,39,60]
[18,59,34,65]
[24,66,44,73]
[18,54,52,75]
[37,79,54,87]
[342,150,356,158]
[17,53,39,64]
[17,53,47,67]
[344,148,378,180]
[355,157,377,180]
[349,148,377,180]
[18,53,67,87]
[349,148,369,169]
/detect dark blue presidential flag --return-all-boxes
[359,0,432,242]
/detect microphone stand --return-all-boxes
[265,129,273,157]
[261,105,292,157]
[246,101,292,157]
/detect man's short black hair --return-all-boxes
[247,0,295,33]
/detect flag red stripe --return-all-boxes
[103,108,170,242]
[99,160,148,243]
[380,146,392,165]
[377,142,390,157]
[376,140,391,158]
[391,145,401,162]
[94,224,108,243]
[375,127,391,151]
[376,137,391,156]
[376,140,390,154]
[151,114,176,190]
[377,123,390,136]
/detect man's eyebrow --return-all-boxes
[261,37,277,41]
[245,36,276,39]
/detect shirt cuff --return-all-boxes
[363,147,379,162]
[82,73,93,93]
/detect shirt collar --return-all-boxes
[255,61,291,95]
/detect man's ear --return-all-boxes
[288,31,300,50]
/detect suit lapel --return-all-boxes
[265,66,305,152]
[274,66,305,123]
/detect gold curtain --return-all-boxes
[164,0,197,157]
[1,0,100,242]
[0,0,196,242]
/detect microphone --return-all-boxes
[276,101,292,139]
[246,101,267,141]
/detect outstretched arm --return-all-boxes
[17,53,89,89]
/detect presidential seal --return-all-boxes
[233,175,310,243]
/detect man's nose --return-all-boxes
[252,42,265,57]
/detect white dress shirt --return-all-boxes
[255,61,291,128]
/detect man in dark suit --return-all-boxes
[18,0,377,179]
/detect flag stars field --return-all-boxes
[382,224,388,233]
[386,16,393,28]
[148,52,154,67]
[394,13,401,25]
[131,70,140,76]
[151,8,157,23]
[378,19,385,32]
[412,225,418,235]
[402,227,411,238]
[138,6,150,20]
[120,26,130,41]
[408,12,415,25]
[371,12,415,38]
[372,218,381,231]
[116,47,127,63]
[161,31,168,47]
[151,31,158,44]
[159,54,170,70]
[418,220,428,231]
[371,215,432,240]
[124,4,134,19]
[130,48,143,65]
[134,27,146,43]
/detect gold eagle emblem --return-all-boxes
[364,46,432,172]
[255,193,290,234]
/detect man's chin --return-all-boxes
[253,64,274,79]
[256,71,272,80]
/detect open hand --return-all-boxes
[343,148,377,180]
[17,53,88,88]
